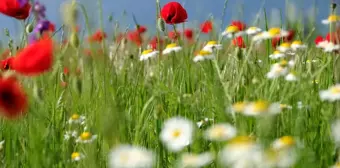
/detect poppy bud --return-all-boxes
[157,18,165,32]
[70,33,80,48]
[108,14,113,22]
[331,3,337,10]
[4,28,10,37]
[26,23,33,33]
[73,77,82,95]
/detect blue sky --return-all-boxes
[0,0,332,38]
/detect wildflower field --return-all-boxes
[2,0,340,167]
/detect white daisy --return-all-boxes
[202,41,222,52]
[71,152,85,162]
[316,40,329,48]
[324,42,340,52]
[322,15,340,24]
[221,25,244,38]
[252,32,265,42]
[272,136,296,150]
[179,152,214,168]
[243,100,281,116]
[266,62,289,79]
[261,27,289,39]
[220,136,264,168]
[64,130,78,140]
[246,26,262,35]
[263,148,297,168]
[319,84,340,102]
[139,49,159,61]
[204,123,237,141]
[288,60,295,67]
[285,72,298,81]
[160,117,194,152]
[193,50,215,62]
[68,114,86,125]
[109,145,155,168]
[76,131,98,143]
[269,51,285,59]
[277,42,291,53]
[231,101,248,113]
[162,43,182,55]
[291,40,307,51]
[196,118,213,128]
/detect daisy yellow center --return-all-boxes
[273,50,281,55]
[336,162,340,167]
[280,60,288,66]
[199,50,212,56]
[172,129,182,138]
[142,49,153,55]
[232,102,246,112]
[226,25,240,33]
[292,40,302,45]
[328,15,338,22]
[280,104,288,109]
[211,126,225,138]
[80,132,92,140]
[280,42,291,48]
[268,27,281,36]
[248,26,258,30]
[253,100,269,113]
[230,136,254,145]
[331,87,340,94]
[166,43,178,49]
[207,41,218,45]
[280,136,295,146]
[71,114,80,120]
[183,155,198,165]
[71,152,80,160]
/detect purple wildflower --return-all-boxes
[17,0,29,8]
[33,1,46,19]
[34,20,52,34]
[28,34,38,44]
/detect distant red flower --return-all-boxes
[232,36,246,48]
[0,0,31,20]
[184,29,193,40]
[168,31,180,40]
[149,36,164,50]
[0,77,27,119]
[200,20,213,34]
[271,37,281,48]
[231,20,246,31]
[1,57,13,70]
[63,67,69,75]
[12,37,53,76]
[88,30,107,43]
[137,25,147,34]
[127,31,142,46]
[315,36,324,45]
[160,2,187,24]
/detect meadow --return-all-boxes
[0,0,340,168]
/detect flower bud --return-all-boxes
[26,24,34,33]
[157,18,165,32]
[70,33,80,48]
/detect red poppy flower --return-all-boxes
[11,37,53,76]
[1,57,13,70]
[137,25,147,34]
[200,21,213,34]
[88,30,107,43]
[0,0,31,20]
[168,31,180,40]
[0,77,27,119]
[184,29,193,40]
[232,36,246,48]
[315,36,324,45]
[285,30,295,42]
[149,36,164,50]
[127,31,142,46]
[160,2,187,24]
[231,20,246,31]
[271,37,281,48]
